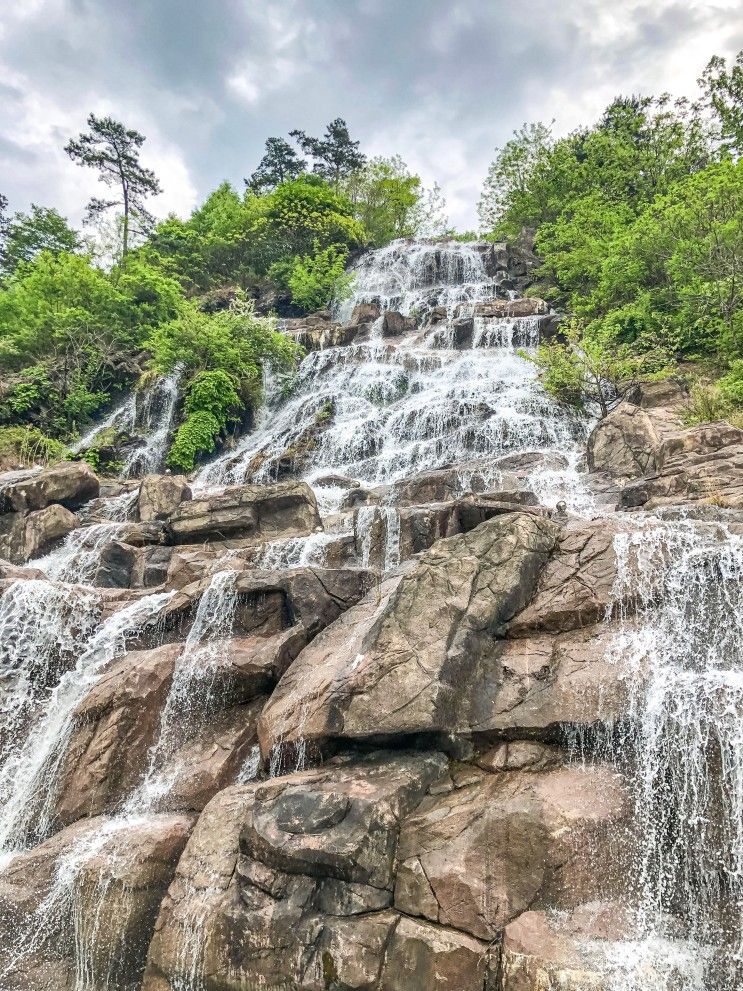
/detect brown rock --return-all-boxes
[0,504,79,564]
[380,916,492,990]
[508,519,625,635]
[259,513,558,757]
[500,903,695,990]
[167,480,321,544]
[0,813,192,991]
[144,752,448,991]
[0,461,99,513]
[138,474,191,522]
[395,764,631,940]
[587,402,662,479]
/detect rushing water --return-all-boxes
[1,239,741,990]
[196,240,592,518]
[601,518,743,988]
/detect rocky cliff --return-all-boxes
[0,240,741,991]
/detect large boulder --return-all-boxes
[166,480,321,544]
[0,813,192,991]
[395,764,630,941]
[142,752,499,991]
[259,513,558,758]
[0,461,99,513]
[620,422,743,510]
[0,504,79,564]
[138,474,191,522]
[587,402,662,479]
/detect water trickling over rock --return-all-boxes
[0,239,741,991]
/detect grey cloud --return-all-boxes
[1,0,741,228]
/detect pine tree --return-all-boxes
[290,118,366,188]
[65,114,162,256]
[247,137,307,192]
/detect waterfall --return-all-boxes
[128,570,240,813]
[195,239,591,513]
[603,518,743,987]
[0,590,174,856]
[122,366,183,478]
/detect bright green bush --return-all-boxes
[287,243,353,311]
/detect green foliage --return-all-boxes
[0,425,69,467]
[700,52,743,155]
[150,296,301,470]
[287,243,353,311]
[147,292,300,381]
[0,250,182,435]
[167,410,222,472]
[341,155,448,246]
[0,205,80,276]
[525,322,670,417]
[166,369,243,472]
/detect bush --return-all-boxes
[287,243,353,311]
[0,426,69,467]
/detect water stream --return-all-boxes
[0,239,741,989]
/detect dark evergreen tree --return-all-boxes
[247,137,306,192]
[290,118,366,188]
[65,114,162,256]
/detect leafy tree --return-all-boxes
[0,251,181,434]
[478,122,554,235]
[167,369,241,471]
[65,114,162,256]
[0,205,80,276]
[700,51,743,155]
[290,118,366,188]
[0,194,8,242]
[251,175,365,271]
[341,156,447,245]
[247,137,306,192]
[526,322,669,417]
[148,293,300,380]
[287,242,353,310]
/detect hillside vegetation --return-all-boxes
[1,49,743,471]
[478,50,743,425]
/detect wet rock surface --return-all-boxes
[2,240,742,991]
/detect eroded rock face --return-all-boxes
[259,513,558,757]
[0,813,192,991]
[166,480,321,544]
[0,462,99,514]
[587,402,662,479]
[395,764,630,940]
[138,474,191,522]
[587,401,743,510]
[143,752,500,991]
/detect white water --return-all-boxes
[129,570,240,813]
[122,367,183,478]
[0,590,173,855]
[3,239,741,990]
[196,240,592,516]
[603,517,743,988]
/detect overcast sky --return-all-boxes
[1,0,742,231]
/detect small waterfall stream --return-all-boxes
[0,239,741,990]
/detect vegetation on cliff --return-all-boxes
[0,118,447,467]
[479,50,743,421]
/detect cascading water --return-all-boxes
[602,517,743,989]
[0,589,174,857]
[196,240,593,522]
[2,237,741,991]
[122,366,183,478]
